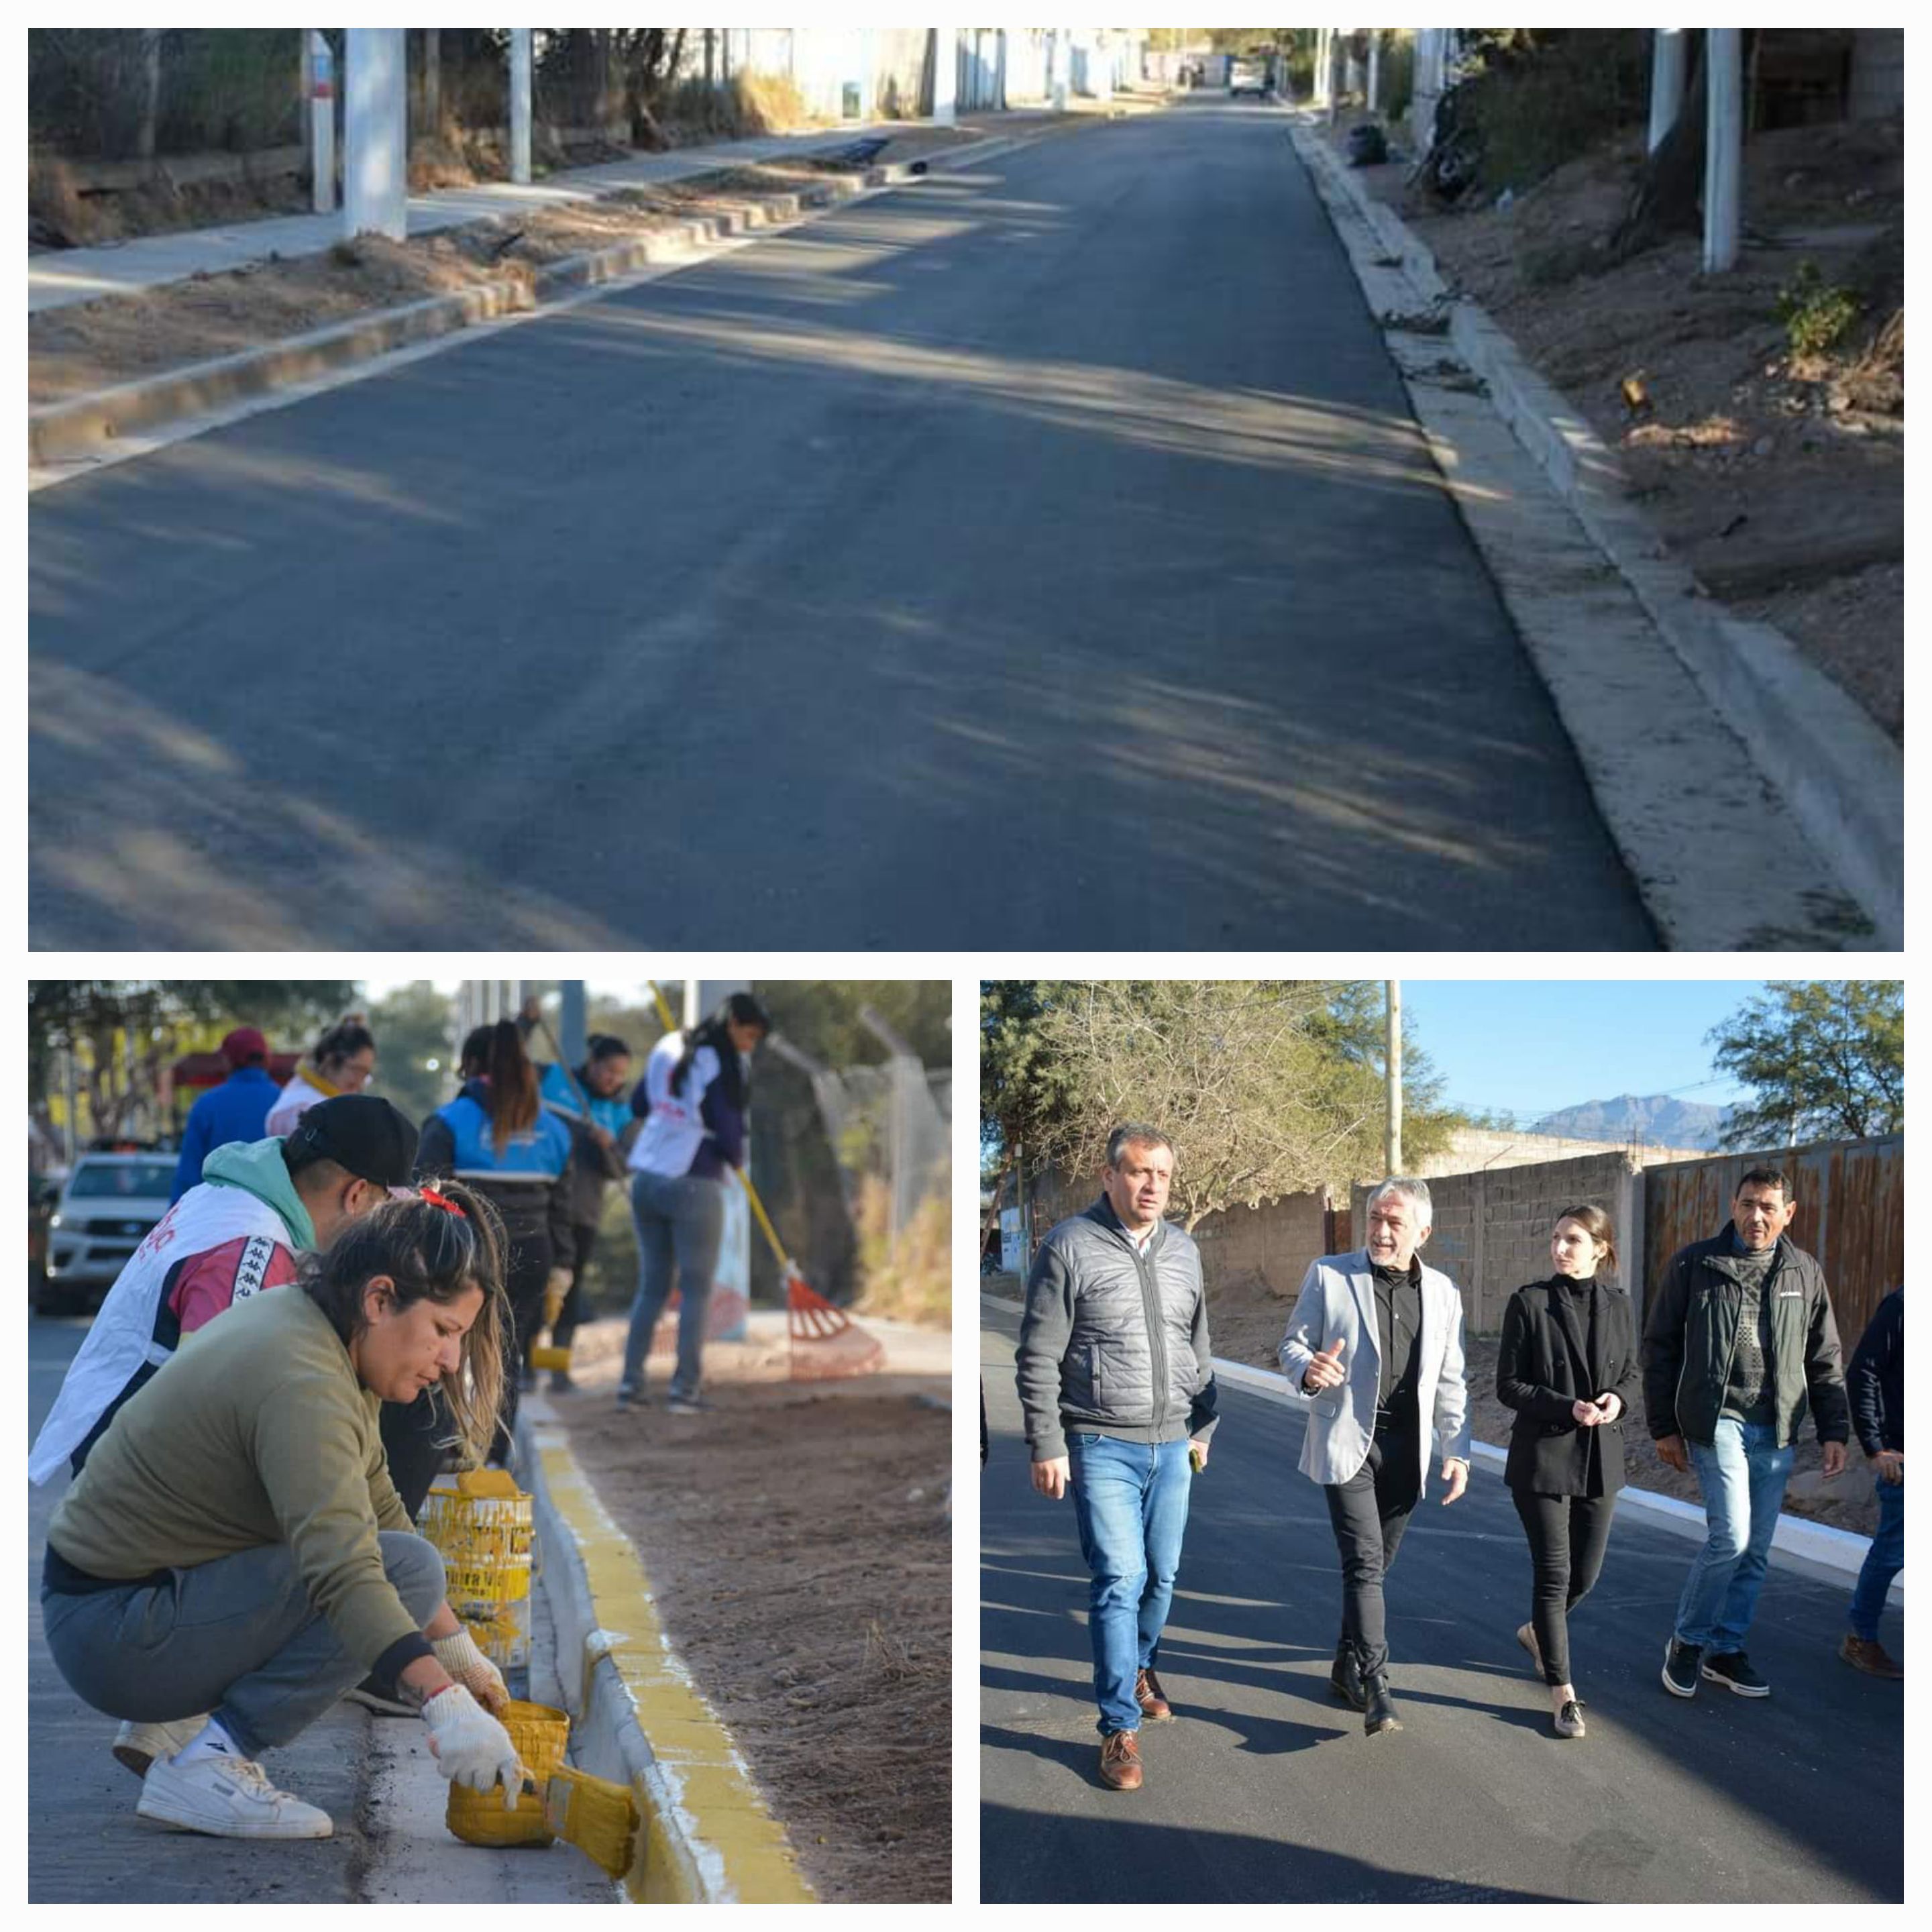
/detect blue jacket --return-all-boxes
[629,1042,746,1181]
[539,1063,629,1228]
[1847,1289,1902,1456]
[170,1067,279,1202]
[418,1082,574,1258]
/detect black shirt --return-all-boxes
[1372,1258,1423,1413]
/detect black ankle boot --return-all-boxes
[1362,1669,1403,1735]
[1330,1640,1366,1711]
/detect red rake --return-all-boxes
[784,1261,885,1380]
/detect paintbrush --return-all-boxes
[542,1766,641,1879]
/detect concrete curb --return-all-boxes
[984,1293,1898,1599]
[28,144,1004,472]
[521,1413,816,1904]
[1288,119,1902,945]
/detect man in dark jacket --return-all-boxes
[1840,1287,1903,1678]
[169,1028,279,1201]
[1643,1167,1848,1700]
[1015,1124,1218,1792]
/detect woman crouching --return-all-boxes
[40,1184,527,1839]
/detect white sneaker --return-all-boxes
[113,1715,210,1779]
[137,1750,334,1839]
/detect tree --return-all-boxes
[987,981,1461,1233]
[29,979,358,1146]
[366,982,460,1129]
[1710,981,1902,1149]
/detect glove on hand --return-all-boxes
[543,1267,574,1328]
[432,1626,510,1714]
[423,1684,523,1807]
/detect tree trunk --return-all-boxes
[137,29,162,163]
[423,29,441,133]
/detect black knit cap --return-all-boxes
[284,1094,419,1188]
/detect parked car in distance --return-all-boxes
[1229,54,1273,98]
[38,1151,174,1316]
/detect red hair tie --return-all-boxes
[418,1187,467,1218]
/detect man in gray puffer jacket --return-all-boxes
[1016,1124,1218,1793]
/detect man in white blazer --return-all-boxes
[1279,1177,1471,1735]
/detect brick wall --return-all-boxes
[1356,1152,1643,1336]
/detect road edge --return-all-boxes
[523,1413,816,1904]
[27,130,1038,477]
[982,1291,1900,1599]
[1286,113,1902,947]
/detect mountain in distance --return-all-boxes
[1532,1093,1730,1150]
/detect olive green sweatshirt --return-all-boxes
[47,1284,428,1674]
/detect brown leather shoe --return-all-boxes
[1840,1633,1903,1679]
[1098,1729,1143,1790]
[1134,1667,1174,1721]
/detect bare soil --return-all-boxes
[27,130,983,408]
[1204,1273,1881,1536]
[548,1321,950,1904]
[1326,113,1904,739]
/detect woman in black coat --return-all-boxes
[1496,1203,1641,1739]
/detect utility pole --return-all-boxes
[306,31,335,215]
[1703,28,1742,272]
[933,25,957,125]
[343,29,407,240]
[509,29,533,186]
[1648,28,1687,151]
[559,980,586,1071]
[1385,980,1403,1175]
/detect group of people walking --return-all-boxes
[1014,1124,1903,1791]
[30,991,771,1842]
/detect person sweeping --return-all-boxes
[39,1185,525,1839]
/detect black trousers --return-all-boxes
[551,1222,600,1352]
[1511,1488,1617,1686]
[496,1233,553,1460]
[378,1389,446,1523]
[1322,1414,1422,1679]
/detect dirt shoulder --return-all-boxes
[548,1317,949,1904]
[1202,1272,1880,1536]
[28,127,987,408]
[1319,113,1904,741]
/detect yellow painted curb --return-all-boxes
[537,1432,817,1904]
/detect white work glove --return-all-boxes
[422,1684,523,1807]
[432,1627,510,1714]
[543,1267,574,1328]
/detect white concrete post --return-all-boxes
[508,28,533,186]
[1703,27,1743,272]
[933,26,957,123]
[1313,28,1329,107]
[1648,28,1688,151]
[343,29,406,241]
[307,32,335,215]
[1328,25,1347,126]
[1366,33,1381,112]
[1051,28,1068,111]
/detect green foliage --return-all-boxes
[364,982,460,1129]
[1710,981,1902,1150]
[983,980,1461,1231]
[1458,29,1650,195]
[751,982,949,1070]
[1776,262,1862,361]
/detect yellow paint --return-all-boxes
[537,1434,818,1904]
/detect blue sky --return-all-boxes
[1403,980,1772,1122]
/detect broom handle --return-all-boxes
[645,981,796,1277]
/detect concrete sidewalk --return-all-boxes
[28,110,1066,314]
[28,1313,616,1903]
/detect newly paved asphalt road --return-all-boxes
[980,1303,1902,1903]
[32,99,1654,948]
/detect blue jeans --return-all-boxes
[42,1532,445,1759]
[1848,1472,1904,1641]
[1068,1434,1193,1735]
[621,1169,724,1401]
[1676,1417,1794,1652]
